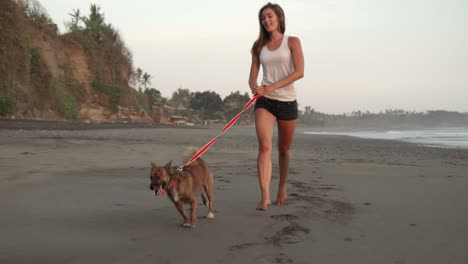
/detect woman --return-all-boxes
[249,2,304,211]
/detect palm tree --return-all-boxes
[142,72,152,90]
[66,9,81,32]
[134,67,143,91]
[82,4,106,41]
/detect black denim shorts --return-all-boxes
[254,96,299,120]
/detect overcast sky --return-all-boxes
[42,0,468,114]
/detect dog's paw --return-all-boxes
[182,223,192,228]
[207,212,215,219]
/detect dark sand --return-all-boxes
[1,122,468,263]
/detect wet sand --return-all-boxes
[1,122,467,263]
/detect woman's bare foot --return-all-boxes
[256,200,271,211]
[276,188,287,205]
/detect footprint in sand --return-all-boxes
[274,253,294,264]
[229,242,259,252]
[267,224,310,246]
[270,214,298,221]
[267,214,311,246]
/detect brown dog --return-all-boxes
[149,148,215,228]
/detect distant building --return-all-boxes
[170,115,190,126]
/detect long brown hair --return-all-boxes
[251,2,286,56]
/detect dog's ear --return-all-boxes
[164,161,172,170]
[151,162,157,167]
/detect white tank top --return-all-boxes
[259,35,296,101]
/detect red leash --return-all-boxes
[178,95,262,171]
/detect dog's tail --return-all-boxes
[183,146,199,164]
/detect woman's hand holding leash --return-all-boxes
[250,84,257,95]
[254,84,273,96]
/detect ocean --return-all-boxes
[304,127,468,149]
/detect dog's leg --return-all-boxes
[201,191,208,206]
[204,172,215,219]
[174,201,190,227]
[189,198,197,228]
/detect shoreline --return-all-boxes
[301,127,468,150]
[2,118,465,130]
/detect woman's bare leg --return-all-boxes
[276,118,297,205]
[255,108,276,210]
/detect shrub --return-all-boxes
[29,46,43,74]
[92,79,122,113]
[92,78,105,93]
[107,85,121,113]
[52,80,78,120]
[0,96,16,115]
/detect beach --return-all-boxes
[1,123,468,264]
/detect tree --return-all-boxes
[168,88,192,109]
[81,4,106,41]
[19,0,50,23]
[299,106,321,125]
[133,67,143,91]
[190,91,223,120]
[142,72,151,90]
[66,8,81,32]
[144,88,165,109]
[223,91,251,120]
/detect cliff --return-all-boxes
[0,0,154,123]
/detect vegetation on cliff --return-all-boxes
[0,0,148,122]
[0,0,254,124]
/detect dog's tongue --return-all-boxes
[155,186,165,196]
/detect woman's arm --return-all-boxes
[248,53,261,95]
[256,36,304,95]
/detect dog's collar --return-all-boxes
[167,178,179,190]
